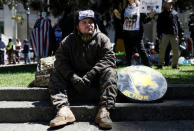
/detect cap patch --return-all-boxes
[79,10,95,21]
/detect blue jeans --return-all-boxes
[24,53,31,64]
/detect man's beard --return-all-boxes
[79,28,94,42]
[81,34,92,42]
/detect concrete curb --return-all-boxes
[0,63,37,68]
[1,84,194,101]
[165,84,194,99]
[1,100,194,122]
[1,121,194,131]
[168,84,194,87]
[0,87,49,101]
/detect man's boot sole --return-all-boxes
[50,117,76,128]
[95,118,112,129]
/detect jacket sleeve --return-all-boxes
[85,34,116,80]
[8,42,13,50]
[54,37,74,80]
[121,9,125,25]
[141,13,152,24]
[157,14,162,39]
[2,42,5,48]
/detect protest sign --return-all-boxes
[140,0,162,13]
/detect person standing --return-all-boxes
[7,38,16,64]
[114,0,155,66]
[23,40,31,64]
[52,24,63,54]
[0,38,5,65]
[157,0,184,69]
[49,9,117,129]
[15,39,22,63]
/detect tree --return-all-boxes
[0,0,115,19]
[1,0,194,28]
[174,0,194,12]
[1,0,194,15]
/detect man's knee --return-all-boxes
[99,68,117,88]
[99,68,118,95]
[49,71,70,109]
[100,67,117,80]
[49,70,69,91]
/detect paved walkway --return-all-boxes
[1,121,194,131]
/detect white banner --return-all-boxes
[140,0,162,13]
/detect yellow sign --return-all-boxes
[132,72,156,88]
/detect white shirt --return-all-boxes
[15,41,22,51]
[123,4,140,31]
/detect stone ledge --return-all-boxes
[0,63,37,68]
[1,100,194,122]
[1,121,194,131]
[1,84,194,101]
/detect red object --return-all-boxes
[187,38,192,51]
[30,18,53,57]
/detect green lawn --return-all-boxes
[0,65,36,87]
[153,65,194,84]
[0,65,194,87]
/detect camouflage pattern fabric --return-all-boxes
[49,67,118,110]
[34,56,55,87]
[99,68,118,109]
[35,69,54,87]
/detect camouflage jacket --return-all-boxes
[54,27,116,80]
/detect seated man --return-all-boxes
[49,9,118,129]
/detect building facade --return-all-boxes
[0,4,58,45]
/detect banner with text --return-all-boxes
[140,0,162,13]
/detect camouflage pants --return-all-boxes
[49,67,118,110]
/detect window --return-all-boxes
[0,21,4,34]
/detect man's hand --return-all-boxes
[82,75,91,88]
[70,74,86,89]
[113,9,121,19]
[149,10,156,19]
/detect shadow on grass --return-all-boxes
[166,76,194,84]
[180,70,194,73]
[0,65,37,73]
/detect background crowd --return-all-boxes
[112,0,194,68]
[0,38,31,65]
[0,0,194,68]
